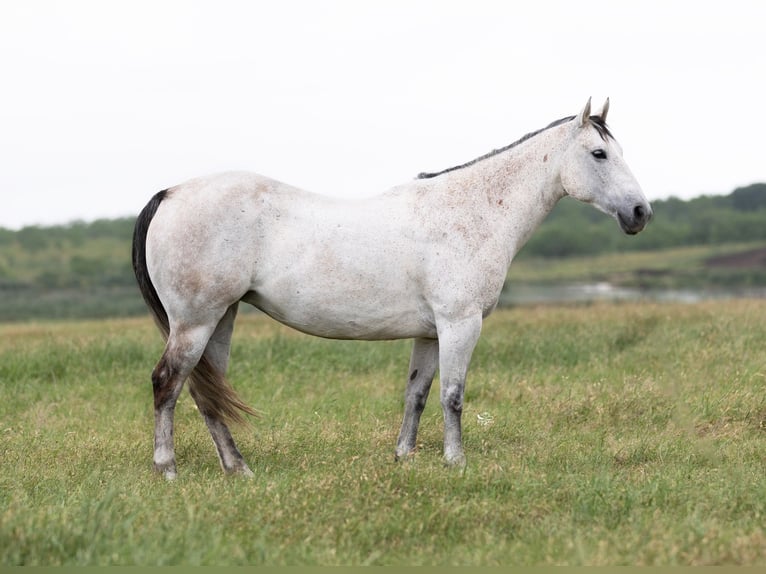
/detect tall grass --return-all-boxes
[2,301,766,565]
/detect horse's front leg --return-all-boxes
[395,337,439,461]
[437,314,482,467]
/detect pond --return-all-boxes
[499,282,766,306]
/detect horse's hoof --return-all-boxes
[154,461,177,480]
[443,452,466,470]
[394,447,417,463]
[224,463,255,478]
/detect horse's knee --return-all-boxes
[441,383,464,414]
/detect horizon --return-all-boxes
[3,180,763,232]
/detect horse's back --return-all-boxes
[145,172,437,339]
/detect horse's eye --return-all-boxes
[592,149,607,160]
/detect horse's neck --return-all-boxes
[452,125,570,259]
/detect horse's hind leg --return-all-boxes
[188,304,254,477]
[395,337,439,461]
[152,323,216,480]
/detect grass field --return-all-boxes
[2,300,766,565]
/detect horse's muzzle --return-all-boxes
[618,203,653,235]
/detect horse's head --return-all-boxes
[560,98,652,235]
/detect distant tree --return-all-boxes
[729,183,766,211]
[0,228,14,246]
[16,226,49,252]
[656,196,687,220]
[86,217,135,240]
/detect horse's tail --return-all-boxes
[132,190,257,425]
[132,189,170,338]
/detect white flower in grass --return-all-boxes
[477,412,494,427]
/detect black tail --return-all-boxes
[132,189,258,425]
[132,189,170,337]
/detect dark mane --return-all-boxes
[588,114,613,141]
[417,114,613,180]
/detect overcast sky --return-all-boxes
[1,0,764,229]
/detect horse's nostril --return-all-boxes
[634,205,645,221]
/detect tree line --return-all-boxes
[519,182,766,258]
[0,183,764,320]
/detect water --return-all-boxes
[499,282,766,306]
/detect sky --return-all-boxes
[1,0,765,229]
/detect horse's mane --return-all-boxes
[417,115,613,180]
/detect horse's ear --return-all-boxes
[577,97,592,127]
[599,97,610,122]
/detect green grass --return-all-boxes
[2,301,766,565]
